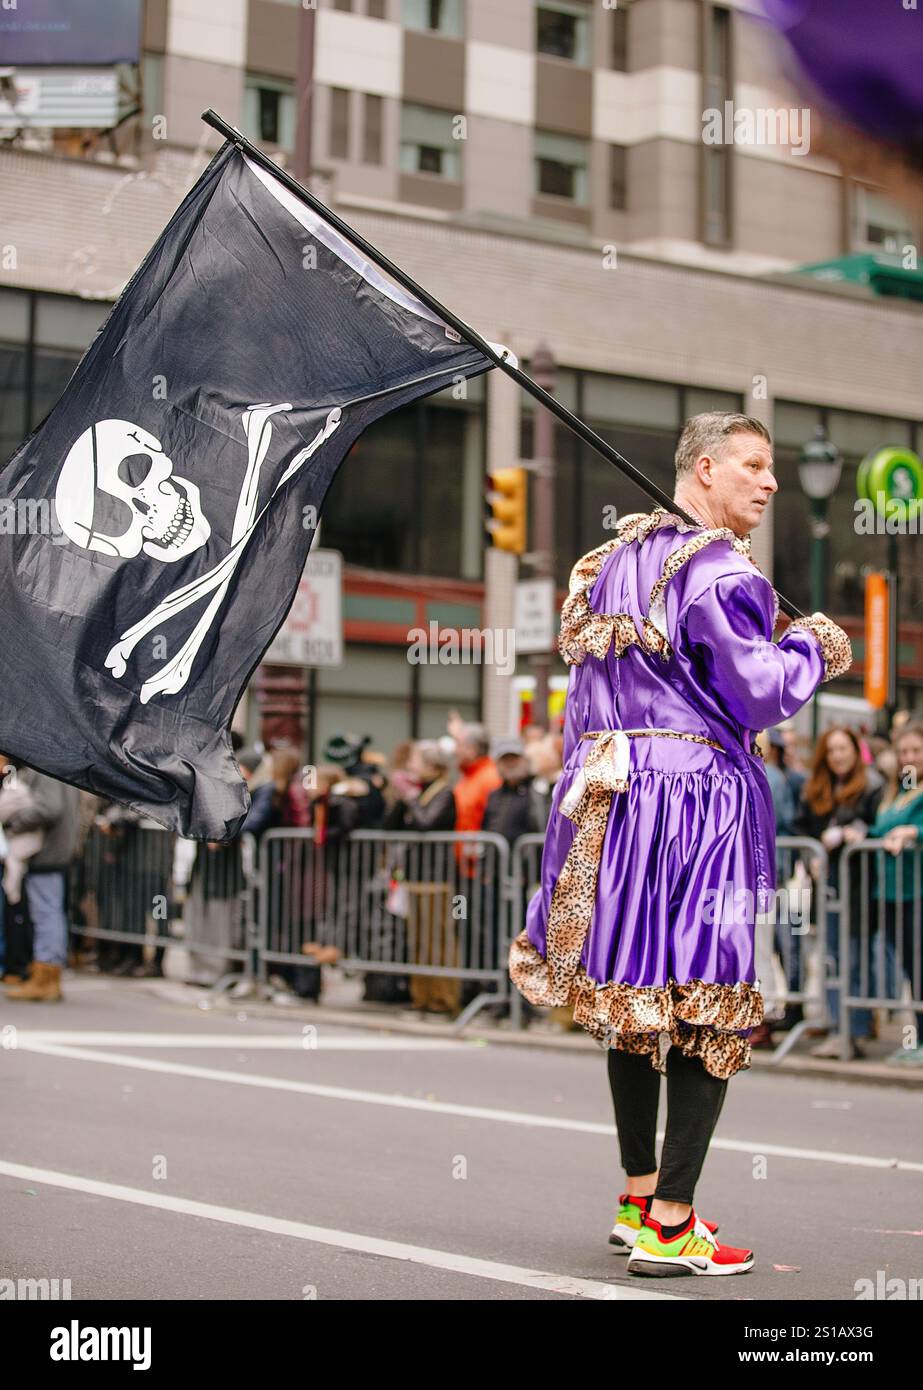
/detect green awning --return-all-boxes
[793,253,923,303]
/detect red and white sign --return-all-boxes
[265,548,343,668]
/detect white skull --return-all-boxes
[55,418,210,563]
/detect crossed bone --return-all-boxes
[105,403,342,704]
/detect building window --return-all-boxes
[363,93,383,165]
[402,0,464,37]
[367,0,386,15]
[701,3,732,246]
[321,377,486,580]
[1,290,112,466]
[332,0,353,11]
[536,2,590,64]
[609,143,627,210]
[400,103,461,178]
[852,185,917,253]
[330,87,350,160]
[610,2,629,71]
[243,76,295,151]
[535,129,588,203]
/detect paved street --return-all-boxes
[2,976,921,1302]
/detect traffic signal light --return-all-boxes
[485,466,527,554]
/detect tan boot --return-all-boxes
[5,962,63,1002]
[4,961,37,997]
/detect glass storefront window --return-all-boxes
[31,349,81,430]
[0,345,27,463]
[583,373,679,431]
[321,380,486,580]
[35,295,110,350]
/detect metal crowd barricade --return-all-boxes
[837,841,923,1062]
[509,832,546,1031]
[254,828,513,1029]
[73,823,255,985]
[508,832,830,1052]
[763,836,830,1061]
[74,822,176,959]
[178,832,256,989]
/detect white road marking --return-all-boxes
[0,1159,682,1302]
[6,1031,465,1051]
[11,1038,923,1173]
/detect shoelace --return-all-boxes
[691,1213,718,1250]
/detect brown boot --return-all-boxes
[5,962,63,1002]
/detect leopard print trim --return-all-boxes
[558,507,760,666]
[509,929,762,1081]
[785,614,853,682]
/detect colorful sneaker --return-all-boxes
[609,1193,719,1253]
[627,1210,753,1277]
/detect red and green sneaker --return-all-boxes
[609,1193,718,1253]
[627,1209,753,1277]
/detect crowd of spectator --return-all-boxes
[0,711,920,1065]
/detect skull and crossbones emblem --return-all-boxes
[55,403,341,704]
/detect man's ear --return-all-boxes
[696,452,715,486]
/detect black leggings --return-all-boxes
[607,1045,729,1205]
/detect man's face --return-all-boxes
[702,430,778,535]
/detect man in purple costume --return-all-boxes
[509,413,852,1276]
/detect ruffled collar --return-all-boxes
[557,506,759,666]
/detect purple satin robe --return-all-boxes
[514,511,831,1073]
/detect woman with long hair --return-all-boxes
[794,725,883,1057]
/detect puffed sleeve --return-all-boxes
[679,568,851,733]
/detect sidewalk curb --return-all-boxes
[138,979,923,1090]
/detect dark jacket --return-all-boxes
[4,767,79,871]
[339,759,386,830]
[383,775,456,833]
[241,781,283,839]
[794,768,884,900]
[794,769,884,847]
[482,776,546,847]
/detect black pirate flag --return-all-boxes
[0,141,506,838]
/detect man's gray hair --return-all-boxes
[460,723,490,758]
[674,412,771,479]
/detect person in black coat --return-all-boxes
[793,725,884,1058]
[482,738,546,846]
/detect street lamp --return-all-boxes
[799,426,842,737]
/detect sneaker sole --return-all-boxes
[627,1252,753,1277]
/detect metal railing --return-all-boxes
[836,841,923,1062]
[73,824,254,984]
[762,836,830,1062]
[254,828,514,1028]
[68,825,921,1061]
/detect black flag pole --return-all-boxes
[201,108,803,621]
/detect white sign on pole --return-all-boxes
[514,577,555,655]
[265,548,343,667]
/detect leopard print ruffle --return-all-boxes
[556,512,651,666]
[785,614,853,682]
[558,507,760,667]
[509,929,762,1081]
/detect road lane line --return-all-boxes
[6,1031,466,1050]
[0,1159,682,1302]
[11,1039,923,1173]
